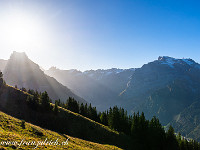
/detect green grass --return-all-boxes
[0,84,132,149]
[0,111,122,150]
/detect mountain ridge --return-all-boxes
[2,51,86,104]
[1,53,200,141]
[45,66,135,110]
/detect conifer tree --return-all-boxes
[80,103,86,116]
[166,125,179,150]
[41,91,51,111]
[100,111,108,125]
[54,100,58,115]
[0,71,4,85]
[66,97,79,113]
[84,103,88,117]
[0,71,3,78]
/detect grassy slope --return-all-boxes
[0,84,132,149]
[0,111,121,150]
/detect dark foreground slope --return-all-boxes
[0,82,132,149]
[0,111,122,150]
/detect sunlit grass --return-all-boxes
[0,111,121,150]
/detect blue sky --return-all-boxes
[0,0,200,71]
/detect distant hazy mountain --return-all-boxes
[45,67,135,110]
[0,59,7,71]
[2,51,86,104]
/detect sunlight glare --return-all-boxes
[0,10,46,52]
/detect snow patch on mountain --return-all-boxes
[182,59,194,65]
[158,56,198,68]
[158,56,176,68]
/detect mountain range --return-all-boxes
[45,56,200,141]
[45,67,135,110]
[1,52,200,141]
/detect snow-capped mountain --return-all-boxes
[157,56,199,68]
[83,68,135,80]
[120,56,200,134]
[122,56,200,100]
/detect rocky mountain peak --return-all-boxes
[157,56,196,68]
[10,51,28,60]
[48,66,59,71]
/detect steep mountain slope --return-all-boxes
[83,68,135,93]
[116,56,200,141]
[0,59,7,71]
[169,101,200,141]
[0,82,132,149]
[0,111,121,150]
[137,79,200,124]
[2,51,86,104]
[121,56,200,110]
[45,67,135,110]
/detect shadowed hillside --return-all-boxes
[0,80,132,149]
[0,111,122,150]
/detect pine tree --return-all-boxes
[100,111,108,125]
[108,107,113,128]
[0,71,3,79]
[54,100,59,115]
[80,103,86,116]
[66,97,79,113]
[21,87,27,92]
[84,103,88,117]
[57,99,61,106]
[166,125,179,150]
[148,116,166,150]
[41,91,51,111]
[88,103,93,118]
[0,71,3,85]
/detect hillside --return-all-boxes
[0,81,132,149]
[169,101,200,141]
[0,111,121,150]
[2,51,86,104]
[135,79,200,125]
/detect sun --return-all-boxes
[4,13,39,45]
[0,10,45,52]
[6,16,36,44]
